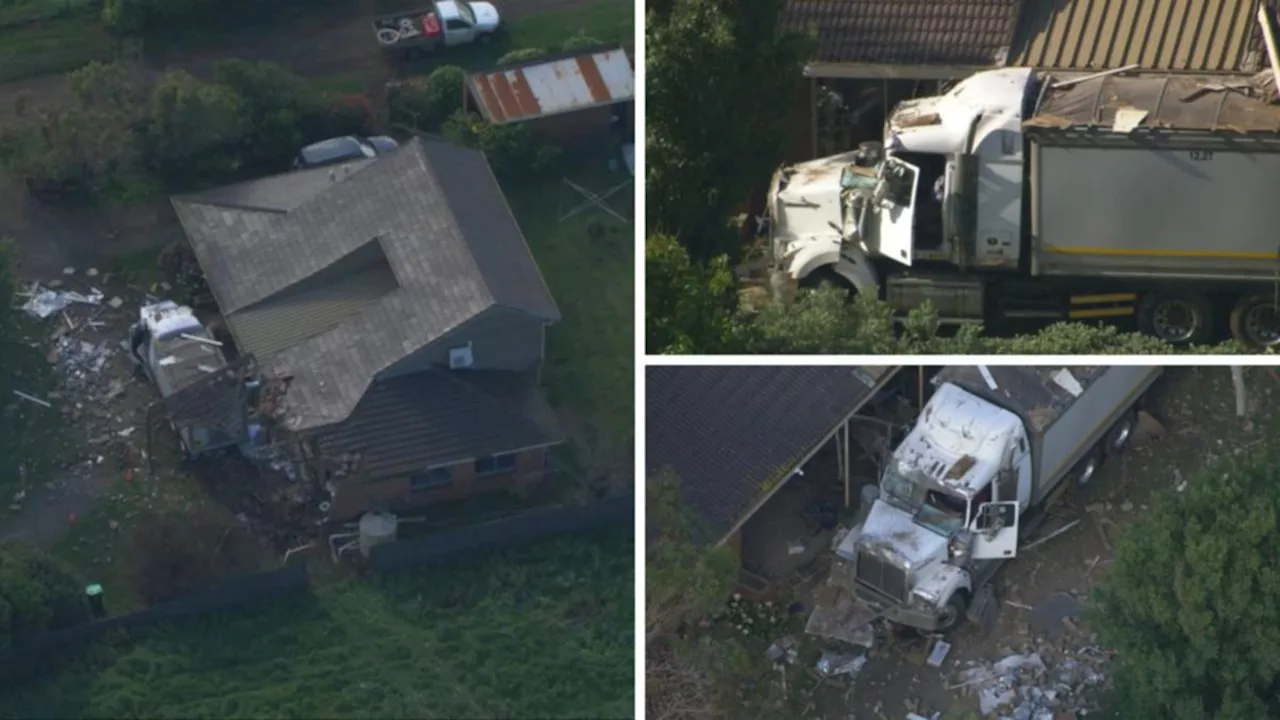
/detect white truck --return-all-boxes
[769,67,1280,347]
[372,1,501,59]
[129,301,237,457]
[807,365,1161,639]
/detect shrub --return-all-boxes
[145,69,245,185]
[441,109,557,177]
[390,65,466,131]
[128,510,262,605]
[496,47,547,64]
[561,33,601,51]
[0,541,90,649]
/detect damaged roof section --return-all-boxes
[935,366,1107,432]
[315,368,562,479]
[171,136,560,432]
[646,366,894,544]
[781,0,1021,69]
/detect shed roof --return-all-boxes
[1026,72,1280,135]
[1011,0,1264,74]
[171,136,560,432]
[466,46,634,125]
[781,0,1021,70]
[646,366,897,544]
[316,369,562,480]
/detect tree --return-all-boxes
[441,109,557,177]
[1090,447,1280,720]
[211,59,324,171]
[146,70,245,184]
[0,541,90,649]
[645,235,736,354]
[646,0,809,261]
[646,471,737,639]
[390,65,466,131]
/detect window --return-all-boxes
[456,1,475,24]
[445,18,469,30]
[449,344,473,369]
[411,466,453,490]
[475,452,518,475]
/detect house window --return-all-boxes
[475,452,518,475]
[449,344,473,369]
[410,466,453,490]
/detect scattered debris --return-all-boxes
[108,297,125,309]
[926,639,952,668]
[765,636,798,666]
[1022,519,1082,551]
[86,268,100,277]
[12,390,51,408]
[956,647,1107,719]
[815,650,866,679]
[20,286,104,319]
[788,540,807,555]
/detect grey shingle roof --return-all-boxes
[781,0,1022,66]
[646,366,896,543]
[315,369,563,480]
[171,136,560,431]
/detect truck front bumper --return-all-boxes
[854,588,944,632]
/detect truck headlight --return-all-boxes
[910,590,937,609]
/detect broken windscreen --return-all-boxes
[916,488,967,535]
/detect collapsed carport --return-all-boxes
[646,365,909,595]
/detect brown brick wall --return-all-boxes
[329,447,549,520]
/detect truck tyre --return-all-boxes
[1073,448,1102,488]
[1229,295,1280,349]
[1137,291,1213,345]
[1105,411,1137,456]
[937,591,969,634]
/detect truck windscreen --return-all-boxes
[916,489,967,535]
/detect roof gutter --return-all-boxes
[804,62,998,80]
[711,366,903,549]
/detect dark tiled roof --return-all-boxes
[646,366,896,543]
[781,0,1022,66]
[315,369,563,480]
[171,137,560,432]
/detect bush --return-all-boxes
[128,510,262,605]
[0,541,90,649]
[561,33,602,51]
[497,48,547,64]
[441,109,557,177]
[211,59,325,172]
[145,70,245,185]
[390,65,466,131]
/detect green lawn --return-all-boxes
[0,525,634,719]
[0,16,114,82]
[506,149,634,444]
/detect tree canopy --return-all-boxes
[0,541,90,649]
[1091,447,1280,720]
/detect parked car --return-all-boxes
[372,1,501,59]
[293,136,400,169]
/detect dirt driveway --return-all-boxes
[828,366,1276,719]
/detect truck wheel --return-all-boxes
[1105,412,1136,456]
[937,592,969,633]
[1229,295,1280,349]
[1073,449,1102,488]
[1137,291,1213,345]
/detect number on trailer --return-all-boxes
[1189,150,1215,161]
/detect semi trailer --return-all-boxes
[768,67,1280,347]
[807,365,1161,639]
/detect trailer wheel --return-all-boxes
[1137,291,1213,344]
[937,592,969,633]
[1105,412,1137,456]
[1229,295,1280,349]
[1073,449,1102,488]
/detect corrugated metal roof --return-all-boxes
[1012,0,1265,73]
[466,47,634,125]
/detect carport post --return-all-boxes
[843,418,851,508]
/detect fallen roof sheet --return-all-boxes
[466,47,634,125]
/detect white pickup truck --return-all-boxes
[129,301,237,457]
[808,365,1161,641]
[373,1,501,59]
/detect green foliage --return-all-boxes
[0,527,633,718]
[389,65,466,132]
[211,58,324,171]
[561,32,601,51]
[645,235,735,353]
[441,109,558,177]
[145,69,244,183]
[1090,447,1280,720]
[0,540,90,649]
[497,47,548,64]
[100,0,143,33]
[646,0,809,261]
[646,471,738,637]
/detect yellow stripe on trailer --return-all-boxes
[1069,293,1137,305]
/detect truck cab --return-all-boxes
[129,301,237,457]
[843,380,1029,631]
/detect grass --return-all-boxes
[0,16,114,83]
[505,147,634,443]
[0,524,634,719]
[0,0,97,28]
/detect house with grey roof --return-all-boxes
[170,135,564,520]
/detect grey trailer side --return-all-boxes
[1025,72,1280,281]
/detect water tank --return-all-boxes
[358,512,398,557]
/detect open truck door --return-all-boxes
[970,501,1019,559]
[876,156,919,267]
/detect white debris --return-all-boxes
[21,287,104,319]
[62,266,75,275]
[815,650,866,679]
[107,297,124,309]
[958,647,1106,719]
[86,268,99,277]
[12,390,52,408]
[926,640,952,668]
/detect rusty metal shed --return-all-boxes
[1011,0,1265,73]
[465,45,633,139]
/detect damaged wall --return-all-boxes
[329,446,549,520]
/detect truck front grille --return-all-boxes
[855,551,907,603]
